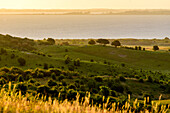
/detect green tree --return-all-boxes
[153,45,159,51]
[47,38,55,45]
[88,39,96,45]
[111,40,121,47]
[18,57,26,66]
[100,86,111,97]
[96,39,110,45]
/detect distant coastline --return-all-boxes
[1,9,170,15]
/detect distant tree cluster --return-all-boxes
[88,39,121,47]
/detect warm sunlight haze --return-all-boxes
[0,0,170,9]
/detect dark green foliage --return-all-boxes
[15,82,28,94]
[111,84,124,93]
[88,39,96,45]
[18,75,24,82]
[28,79,36,84]
[51,73,56,80]
[94,77,103,82]
[74,58,80,66]
[153,45,159,51]
[111,90,117,97]
[37,72,44,78]
[18,57,26,66]
[96,39,110,45]
[147,76,153,83]
[119,76,126,82]
[47,38,55,45]
[37,85,50,94]
[11,54,15,59]
[68,65,74,71]
[90,59,94,62]
[99,86,111,97]
[68,84,77,90]
[0,48,7,55]
[138,46,142,50]
[65,55,71,64]
[65,49,68,52]
[58,74,65,81]
[0,78,6,85]
[139,78,144,83]
[143,48,146,51]
[43,63,48,69]
[67,89,77,100]
[111,40,121,47]
[47,79,57,87]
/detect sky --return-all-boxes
[0,0,170,9]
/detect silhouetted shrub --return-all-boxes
[68,84,77,90]
[37,85,50,94]
[147,76,153,83]
[153,45,159,51]
[58,75,65,81]
[18,75,24,82]
[0,78,6,85]
[94,77,103,82]
[18,57,26,66]
[74,58,80,66]
[90,59,94,62]
[88,39,96,45]
[51,73,56,80]
[111,40,121,47]
[11,54,15,59]
[15,82,28,94]
[65,55,71,64]
[119,76,126,82]
[47,38,55,45]
[96,39,110,45]
[100,86,111,97]
[47,79,57,87]
[43,63,48,69]
[139,78,144,83]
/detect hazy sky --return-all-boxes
[0,0,170,9]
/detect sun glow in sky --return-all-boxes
[0,0,170,9]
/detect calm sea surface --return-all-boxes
[0,15,170,39]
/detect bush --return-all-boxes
[139,78,144,83]
[11,54,15,59]
[119,76,126,82]
[153,45,159,51]
[37,85,50,94]
[99,86,111,97]
[147,76,153,83]
[47,38,55,45]
[51,73,56,80]
[111,40,121,47]
[0,48,7,55]
[43,63,48,69]
[15,82,28,94]
[47,80,57,87]
[58,75,65,81]
[88,39,96,45]
[90,59,94,62]
[67,84,77,90]
[65,55,71,64]
[18,57,26,66]
[94,77,103,82]
[96,39,110,45]
[18,75,24,82]
[74,58,80,66]
[0,78,6,85]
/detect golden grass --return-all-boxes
[0,82,169,113]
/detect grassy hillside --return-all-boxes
[0,34,169,112]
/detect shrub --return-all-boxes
[15,82,27,94]
[90,59,94,62]
[94,77,103,82]
[0,48,7,55]
[58,75,65,81]
[0,78,6,85]
[65,49,68,52]
[119,76,126,82]
[11,54,15,59]
[65,55,71,64]
[67,84,77,90]
[99,86,111,97]
[67,89,77,100]
[147,76,153,83]
[96,39,110,45]
[88,39,96,45]
[18,75,24,82]
[18,57,26,66]
[111,40,121,47]
[51,73,56,80]
[47,80,57,87]
[153,45,159,51]
[37,85,50,94]
[43,63,48,69]
[74,58,80,66]
[28,79,36,84]
[139,78,144,83]
[47,38,55,45]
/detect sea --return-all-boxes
[0,15,170,39]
